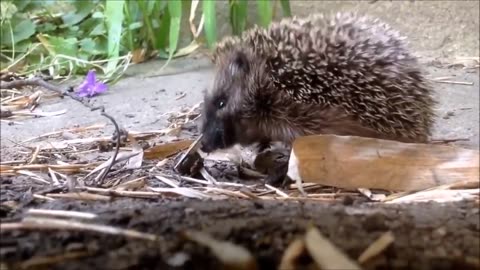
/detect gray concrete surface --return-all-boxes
[1,1,479,158]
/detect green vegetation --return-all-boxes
[0,0,291,84]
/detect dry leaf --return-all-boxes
[173,41,200,58]
[144,140,193,160]
[183,230,257,270]
[114,177,146,191]
[82,151,140,180]
[132,48,147,64]
[17,169,50,184]
[125,142,144,169]
[288,135,479,192]
[304,226,361,270]
[189,0,200,36]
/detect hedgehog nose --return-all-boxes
[199,141,212,153]
[200,127,224,153]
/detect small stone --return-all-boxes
[434,227,447,237]
[443,111,455,119]
[363,214,388,232]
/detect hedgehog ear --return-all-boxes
[229,51,250,76]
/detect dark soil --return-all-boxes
[1,193,479,270]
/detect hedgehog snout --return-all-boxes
[200,122,226,153]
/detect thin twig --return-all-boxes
[46,192,111,201]
[19,251,91,269]
[265,184,290,198]
[0,77,64,93]
[430,138,470,144]
[90,106,121,185]
[432,80,474,85]
[26,209,98,220]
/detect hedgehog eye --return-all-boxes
[217,100,226,109]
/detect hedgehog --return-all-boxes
[199,12,437,185]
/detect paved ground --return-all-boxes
[1,0,479,155]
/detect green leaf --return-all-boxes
[91,11,104,19]
[79,38,97,54]
[123,0,137,52]
[146,0,156,16]
[138,0,156,49]
[202,0,217,48]
[62,1,96,26]
[0,2,18,20]
[14,18,36,43]
[94,36,109,55]
[80,17,103,36]
[229,0,248,36]
[105,0,125,74]
[90,22,106,36]
[129,22,143,30]
[0,17,36,46]
[279,0,291,17]
[155,6,170,49]
[165,0,182,62]
[12,0,34,12]
[8,39,31,53]
[125,0,140,22]
[38,34,78,57]
[256,0,272,27]
[37,22,57,33]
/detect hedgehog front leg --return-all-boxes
[264,159,291,187]
[256,144,292,187]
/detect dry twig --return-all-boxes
[1,217,160,241]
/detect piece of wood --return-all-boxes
[304,226,361,270]
[287,135,479,192]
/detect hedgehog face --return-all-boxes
[200,50,254,153]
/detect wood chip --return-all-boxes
[278,238,308,270]
[183,230,258,270]
[288,134,479,192]
[358,231,395,264]
[304,226,361,270]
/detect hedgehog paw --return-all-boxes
[111,127,129,146]
[265,161,291,188]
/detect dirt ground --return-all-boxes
[1,1,480,270]
[1,196,479,270]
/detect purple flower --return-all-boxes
[76,70,108,97]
